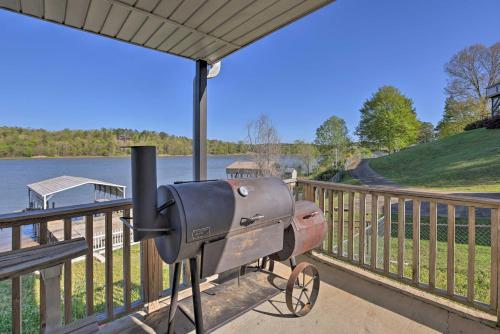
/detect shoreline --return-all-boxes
[0,153,251,161]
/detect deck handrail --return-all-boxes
[299,179,500,208]
[0,198,132,228]
[297,179,500,323]
[0,198,170,333]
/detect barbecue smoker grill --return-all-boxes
[124,146,326,333]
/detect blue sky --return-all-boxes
[0,0,499,143]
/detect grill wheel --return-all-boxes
[285,262,320,317]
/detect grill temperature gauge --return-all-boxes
[238,186,249,197]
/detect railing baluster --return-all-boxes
[383,196,391,273]
[491,208,498,310]
[371,194,378,269]
[429,201,437,290]
[327,190,334,255]
[359,193,366,265]
[494,208,500,324]
[319,188,325,252]
[64,218,72,324]
[11,226,21,334]
[319,187,325,212]
[348,192,354,261]
[338,191,344,257]
[105,211,114,319]
[447,205,455,296]
[412,199,421,284]
[397,198,405,278]
[467,206,475,303]
[85,215,94,316]
[123,209,132,310]
[39,221,48,332]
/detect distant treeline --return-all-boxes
[0,127,303,158]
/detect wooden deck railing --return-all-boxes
[0,199,181,333]
[298,179,500,322]
[2,178,500,331]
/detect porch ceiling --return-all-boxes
[0,0,334,64]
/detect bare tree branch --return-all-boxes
[245,114,281,176]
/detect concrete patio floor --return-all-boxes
[102,254,500,334]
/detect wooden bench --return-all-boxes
[0,237,99,333]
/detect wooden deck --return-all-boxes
[100,255,500,334]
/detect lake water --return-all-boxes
[0,156,301,214]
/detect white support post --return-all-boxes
[40,265,63,332]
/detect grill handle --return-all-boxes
[240,214,265,227]
[303,211,319,219]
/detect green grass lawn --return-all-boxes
[324,223,492,305]
[317,194,493,307]
[369,128,500,192]
[0,244,172,333]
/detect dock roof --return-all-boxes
[27,175,125,197]
[226,161,259,171]
[0,0,334,64]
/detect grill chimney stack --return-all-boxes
[131,146,163,242]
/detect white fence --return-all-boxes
[92,228,136,252]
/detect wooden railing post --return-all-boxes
[492,208,498,311]
[370,194,378,269]
[141,239,163,313]
[359,193,366,265]
[412,199,421,284]
[429,201,437,289]
[383,196,391,273]
[492,208,500,325]
[85,215,94,316]
[348,192,355,261]
[123,209,132,311]
[338,191,344,257]
[63,218,72,324]
[327,190,334,255]
[11,226,21,334]
[39,222,48,333]
[397,198,406,279]
[467,206,475,303]
[319,188,326,252]
[447,204,455,295]
[105,212,113,319]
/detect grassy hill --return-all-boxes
[370,128,500,192]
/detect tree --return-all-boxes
[294,140,319,175]
[314,116,350,168]
[356,86,420,153]
[437,42,499,136]
[417,122,435,143]
[445,42,500,103]
[436,97,488,138]
[246,114,281,176]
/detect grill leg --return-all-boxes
[189,257,204,334]
[167,262,181,334]
[289,256,297,270]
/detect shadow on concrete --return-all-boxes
[286,254,499,333]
